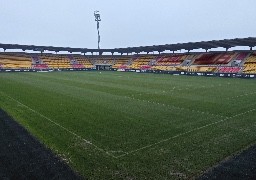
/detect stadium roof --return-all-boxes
[0,37,256,54]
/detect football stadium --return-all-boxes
[1,1,256,179]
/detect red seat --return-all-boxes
[72,64,84,68]
[218,67,241,73]
[33,64,48,69]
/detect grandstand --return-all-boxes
[243,53,256,74]
[0,51,256,76]
[39,54,71,69]
[111,56,131,69]
[0,53,31,69]
[0,37,256,78]
[0,51,255,76]
[72,55,93,68]
[129,55,153,70]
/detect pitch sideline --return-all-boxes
[1,91,255,159]
[0,91,118,159]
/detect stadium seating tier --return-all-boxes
[0,51,256,74]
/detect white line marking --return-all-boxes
[227,91,256,100]
[124,95,226,118]
[116,108,256,158]
[0,91,117,158]
[1,91,255,159]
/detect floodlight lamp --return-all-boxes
[94,11,101,21]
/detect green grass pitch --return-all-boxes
[0,71,256,179]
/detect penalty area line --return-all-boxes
[0,91,117,159]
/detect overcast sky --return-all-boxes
[0,0,256,49]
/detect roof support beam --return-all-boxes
[0,37,255,55]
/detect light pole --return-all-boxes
[94,11,101,50]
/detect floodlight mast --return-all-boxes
[94,11,101,50]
